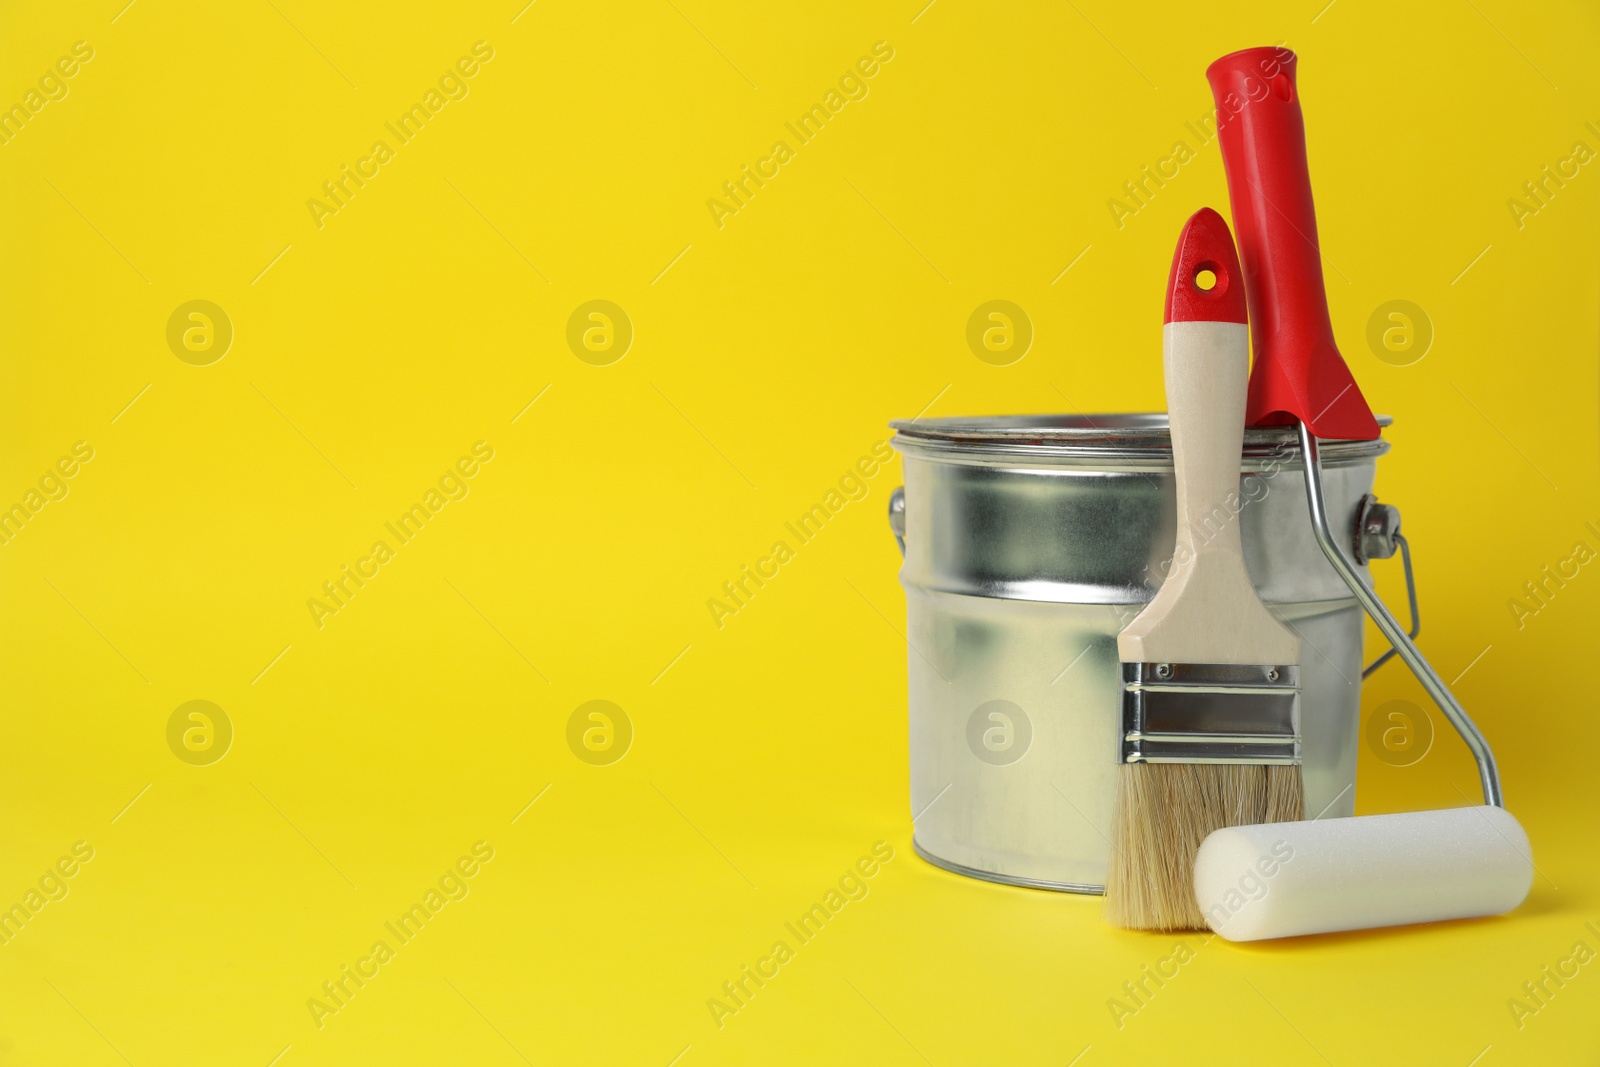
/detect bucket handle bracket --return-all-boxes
[888,486,906,557]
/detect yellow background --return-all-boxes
[1,0,1596,1063]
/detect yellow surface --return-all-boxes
[1,1,1596,1063]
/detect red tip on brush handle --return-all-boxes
[1205,47,1380,441]
[1164,207,1247,325]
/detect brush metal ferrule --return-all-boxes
[1120,662,1300,765]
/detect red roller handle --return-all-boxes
[1206,47,1380,441]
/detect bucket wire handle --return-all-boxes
[1297,421,1504,807]
[1361,532,1418,678]
[1352,492,1420,678]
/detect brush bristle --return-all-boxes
[1104,763,1304,931]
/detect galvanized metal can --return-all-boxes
[888,414,1390,892]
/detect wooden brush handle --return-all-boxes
[1118,210,1299,667]
[1168,319,1252,559]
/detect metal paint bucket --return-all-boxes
[888,414,1392,893]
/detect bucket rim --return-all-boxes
[890,412,1391,464]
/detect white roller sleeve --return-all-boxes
[1193,807,1533,941]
